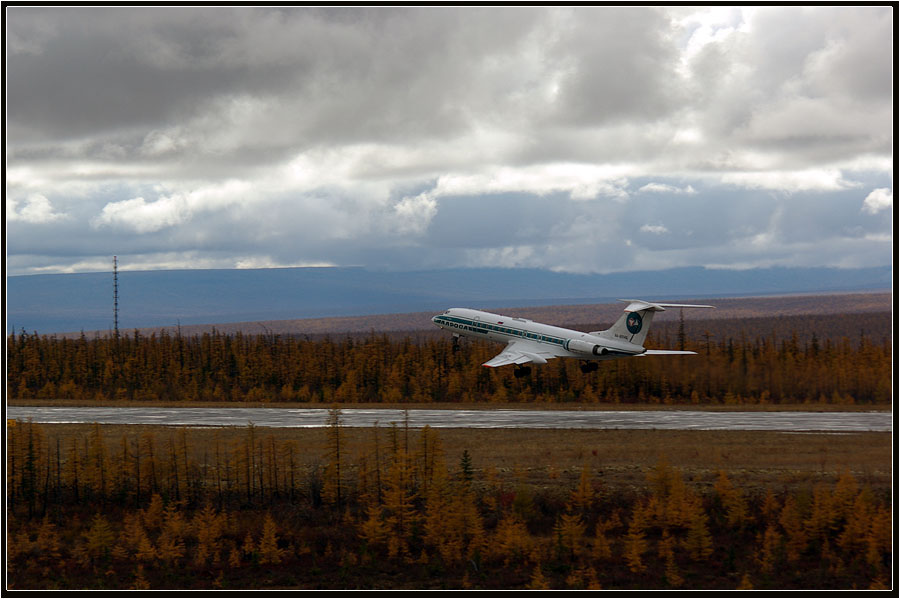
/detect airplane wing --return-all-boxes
[636,349,698,356]
[482,340,557,368]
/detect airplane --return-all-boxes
[432,299,714,376]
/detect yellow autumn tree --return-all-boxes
[554,511,586,561]
[804,483,838,543]
[33,516,61,565]
[591,515,618,561]
[714,470,749,529]
[322,407,346,509]
[240,530,256,562]
[191,503,225,567]
[760,488,781,524]
[119,511,153,561]
[83,513,116,566]
[381,452,416,560]
[658,529,683,588]
[359,502,389,555]
[779,496,807,563]
[832,469,859,521]
[624,501,649,573]
[157,503,187,565]
[837,488,874,555]
[491,513,533,567]
[865,505,891,571]
[258,513,283,565]
[570,464,596,514]
[85,423,108,499]
[756,523,781,574]
[683,509,713,561]
[142,493,165,533]
[528,563,550,590]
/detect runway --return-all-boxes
[6,406,892,432]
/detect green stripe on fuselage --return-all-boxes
[437,315,565,346]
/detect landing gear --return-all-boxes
[514,366,532,378]
[580,361,599,374]
[452,334,460,353]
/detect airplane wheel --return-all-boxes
[514,366,532,378]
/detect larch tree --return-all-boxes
[683,509,713,562]
[779,496,808,564]
[624,501,649,573]
[714,470,749,530]
[491,513,532,567]
[554,511,586,562]
[83,513,116,566]
[322,407,346,509]
[257,512,283,565]
[381,452,416,560]
[191,503,225,567]
[570,464,596,515]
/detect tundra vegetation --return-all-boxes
[6,311,892,589]
[5,417,891,589]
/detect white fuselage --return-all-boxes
[432,307,644,361]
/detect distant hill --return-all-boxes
[6,265,892,335]
[114,291,892,341]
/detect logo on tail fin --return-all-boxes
[626,312,643,334]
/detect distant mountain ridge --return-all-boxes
[6,265,892,335]
[122,292,892,341]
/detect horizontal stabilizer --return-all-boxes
[637,349,698,356]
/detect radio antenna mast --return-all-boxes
[113,255,119,338]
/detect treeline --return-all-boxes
[7,318,891,404]
[6,417,891,589]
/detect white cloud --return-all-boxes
[7,194,67,223]
[92,180,253,233]
[638,183,696,195]
[720,169,860,192]
[93,196,189,233]
[233,257,336,269]
[640,224,669,235]
[861,188,892,214]
[426,163,632,202]
[676,6,751,68]
[392,194,438,235]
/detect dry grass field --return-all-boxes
[29,420,892,500]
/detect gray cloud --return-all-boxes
[5,6,893,276]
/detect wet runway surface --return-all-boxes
[6,406,892,432]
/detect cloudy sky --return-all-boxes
[5,6,894,276]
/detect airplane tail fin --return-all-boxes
[593,299,714,347]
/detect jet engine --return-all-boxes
[564,338,608,356]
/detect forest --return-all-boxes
[6,416,892,589]
[7,311,892,588]
[6,312,892,405]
